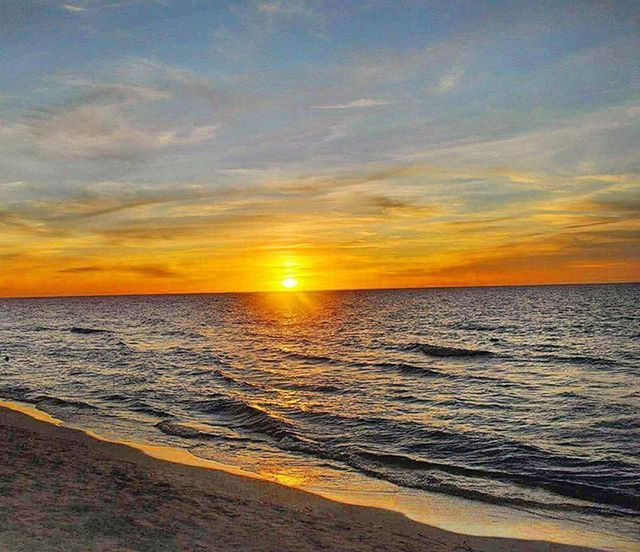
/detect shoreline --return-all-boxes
[0,400,601,552]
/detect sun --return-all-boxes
[281,277,298,290]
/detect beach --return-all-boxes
[0,402,595,552]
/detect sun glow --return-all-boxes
[281,277,298,290]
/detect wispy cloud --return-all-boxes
[59,0,167,13]
[62,4,88,12]
[430,65,465,94]
[11,104,215,161]
[0,63,227,163]
[256,1,312,16]
[395,103,640,174]
[211,0,326,61]
[58,264,177,277]
[312,98,394,110]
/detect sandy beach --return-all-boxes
[0,403,596,552]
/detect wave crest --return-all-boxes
[199,397,295,440]
[155,420,200,438]
[69,327,111,335]
[35,395,97,410]
[406,343,494,357]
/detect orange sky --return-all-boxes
[1,3,638,297]
[1,167,638,297]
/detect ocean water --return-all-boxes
[0,284,638,549]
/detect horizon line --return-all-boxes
[1,279,638,301]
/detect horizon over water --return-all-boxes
[0,283,638,551]
[2,279,639,300]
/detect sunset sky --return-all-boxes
[1,0,638,296]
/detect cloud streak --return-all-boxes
[312,98,395,110]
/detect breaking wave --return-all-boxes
[198,396,296,441]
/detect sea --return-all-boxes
[0,284,638,550]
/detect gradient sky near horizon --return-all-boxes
[1,0,639,296]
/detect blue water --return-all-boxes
[0,284,638,548]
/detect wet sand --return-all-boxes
[0,404,595,552]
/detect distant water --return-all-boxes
[1,285,638,549]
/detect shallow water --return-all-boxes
[0,284,638,549]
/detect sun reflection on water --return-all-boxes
[257,463,319,487]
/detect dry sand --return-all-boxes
[0,405,596,552]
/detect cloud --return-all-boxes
[312,98,394,110]
[59,0,167,13]
[59,80,173,103]
[397,103,640,174]
[430,65,465,94]
[1,67,222,162]
[256,1,312,16]
[58,264,177,277]
[17,182,215,223]
[62,3,88,12]
[19,104,168,159]
[111,58,264,125]
[211,0,326,61]
[30,112,212,160]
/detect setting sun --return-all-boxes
[281,277,298,290]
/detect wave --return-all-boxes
[31,326,56,332]
[198,396,295,441]
[344,454,626,516]
[277,351,451,379]
[0,387,98,412]
[278,349,342,365]
[218,403,639,515]
[266,429,640,516]
[251,432,639,516]
[0,384,33,402]
[212,370,264,392]
[91,393,174,419]
[405,343,494,358]
[163,328,204,339]
[277,348,485,378]
[34,395,97,410]
[392,393,431,404]
[277,350,448,380]
[130,402,174,419]
[541,354,622,368]
[309,384,341,393]
[184,367,266,393]
[594,416,640,430]
[101,393,130,402]
[452,323,497,332]
[348,449,640,514]
[155,420,200,438]
[433,397,512,410]
[372,361,449,378]
[279,382,342,393]
[69,326,111,335]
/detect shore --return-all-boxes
[0,403,595,552]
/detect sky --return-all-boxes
[0,0,638,296]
